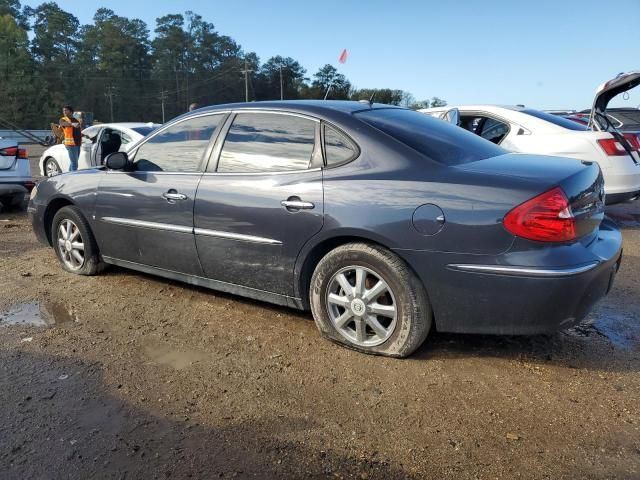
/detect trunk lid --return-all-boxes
[589,71,640,131]
[457,153,605,239]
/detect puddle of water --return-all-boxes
[143,344,207,370]
[0,301,77,327]
[565,311,639,350]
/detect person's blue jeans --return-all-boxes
[65,145,80,172]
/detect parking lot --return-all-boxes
[0,148,639,479]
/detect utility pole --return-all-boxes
[279,64,284,101]
[240,59,253,102]
[104,85,117,122]
[158,90,168,123]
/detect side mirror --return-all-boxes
[105,151,130,170]
[442,108,460,126]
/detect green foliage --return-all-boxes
[351,88,404,105]
[3,2,445,127]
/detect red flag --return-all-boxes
[338,49,348,64]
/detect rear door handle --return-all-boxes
[163,191,188,201]
[281,199,315,211]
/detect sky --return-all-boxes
[22,0,640,109]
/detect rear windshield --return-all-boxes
[355,108,506,166]
[520,109,588,131]
[608,110,640,127]
[132,127,156,136]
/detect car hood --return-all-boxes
[589,71,640,130]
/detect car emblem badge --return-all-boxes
[351,299,366,315]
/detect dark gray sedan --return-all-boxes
[29,101,623,357]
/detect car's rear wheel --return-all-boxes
[310,242,431,357]
[52,206,104,275]
[45,158,61,177]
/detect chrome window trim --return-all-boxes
[101,217,192,234]
[229,109,320,123]
[448,262,599,277]
[194,228,281,245]
[105,171,203,176]
[202,167,321,177]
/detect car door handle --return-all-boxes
[163,191,187,201]
[281,199,315,210]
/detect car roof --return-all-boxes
[192,100,403,116]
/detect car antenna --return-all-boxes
[368,91,376,107]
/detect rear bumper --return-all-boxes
[601,162,640,201]
[396,219,623,335]
[605,190,640,205]
[0,178,33,196]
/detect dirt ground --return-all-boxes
[0,150,639,479]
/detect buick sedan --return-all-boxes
[29,101,622,357]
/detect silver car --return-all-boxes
[0,138,33,209]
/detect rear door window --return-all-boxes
[478,117,510,144]
[216,113,316,173]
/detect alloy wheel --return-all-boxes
[326,266,398,347]
[57,219,85,271]
[46,160,60,176]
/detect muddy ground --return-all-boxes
[0,149,639,479]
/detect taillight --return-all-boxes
[504,187,576,242]
[0,147,28,158]
[623,133,640,151]
[597,138,628,156]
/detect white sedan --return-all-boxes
[420,74,640,204]
[39,123,158,177]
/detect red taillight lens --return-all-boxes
[0,147,27,158]
[623,133,640,151]
[504,187,576,242]
[597,138,628,156]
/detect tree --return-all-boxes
[0,13,41,126]
[351,88,404,105]
[77,8,151,122]
[0,0,27,28]
[430,97,447,107]
[305,64,351,100]
[258,55,306,100]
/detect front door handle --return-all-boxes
[163,190,188,202]
[281,198,315,211]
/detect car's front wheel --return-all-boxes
[52,206,104,275]
[45,158,61,177]
[310,242,431,357]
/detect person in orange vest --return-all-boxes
[59,105,82,171]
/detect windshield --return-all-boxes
[520,109,588,131]
[355,108,506,166]
[132,126,156,136]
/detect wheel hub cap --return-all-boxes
[350,298,366,315]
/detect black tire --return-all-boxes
[52,206,105,275]
[310,242,431,358]
[45,158,61,177]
